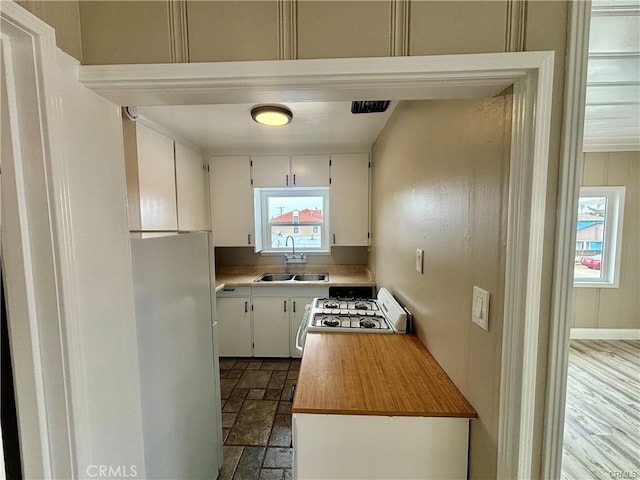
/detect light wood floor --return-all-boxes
[561,340,640,479]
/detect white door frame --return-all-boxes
[543,1,592,478]
[80,52,555,479]
[0,2,74,478]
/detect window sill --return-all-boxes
[573,280,619,289]
[259,250,331,256]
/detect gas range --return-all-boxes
[306,288,408,334]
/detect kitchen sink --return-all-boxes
[292,273,328,282]
[254,273,296,282]
[254,273,329,282]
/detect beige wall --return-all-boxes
[186,1,279,62]
[297,1,392,59]
[370,97,512,480]
[79,1,173,65]
[17,1,83,61]
[572,152,640,329]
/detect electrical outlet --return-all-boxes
[416,249,424,274]
[471,286,490,331]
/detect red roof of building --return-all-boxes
[271,208,323,223]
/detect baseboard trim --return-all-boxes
[570,328,640,340]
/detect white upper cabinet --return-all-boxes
[251,155,290,187]
[136,123,177,230]
[291,155,330,187]
[252,155,330,187]
[175,142,206,231]
[209,156,255,247]
[330,153,370,246]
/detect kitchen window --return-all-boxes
[573,186,625,287]
[254,188,330,253]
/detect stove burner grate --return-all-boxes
[359,319,376,329]
[323,302,339,309]
[322,318,340,327]
[354,302,370,310]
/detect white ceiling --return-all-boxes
[138,101,397,154]
[584,0,640,151]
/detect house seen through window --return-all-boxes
[574,186,625,287]
[254,188,330,253]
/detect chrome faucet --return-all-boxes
[285,235,295,257]
[284,235,306,264]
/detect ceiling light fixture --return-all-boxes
[251,105,293,126]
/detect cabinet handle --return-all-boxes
[333,233,336,244]
[286,174,289,186]
[284,300,287,312]
[244,301,248,313]
[247,233,251,245]
[293,174,296,185]
[293,301,296,313]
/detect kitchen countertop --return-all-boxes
[292,332,477,418]
[214,265,375,292]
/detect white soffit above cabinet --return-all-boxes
[138,101,397,154]
[583,0,640,152]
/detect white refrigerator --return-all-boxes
[130,232,222,479]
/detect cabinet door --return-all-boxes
[252,296,290,357]
[175,142,206,230]
[210,156,255,246]
[289,297,314,358]
[330,153,370,246]
[136,123,177,230]
[216,297,252,357]
[291,155,330,187]
[251,155,291,187]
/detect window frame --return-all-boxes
[573,186,626,288]
[253,187,330,254]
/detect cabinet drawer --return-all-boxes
[217,286,252,297]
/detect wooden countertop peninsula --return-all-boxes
[292,333,477,418]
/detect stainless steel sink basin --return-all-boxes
[253,273,329,282]
[292,273,328,282]
[254,273,295,282]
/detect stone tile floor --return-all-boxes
[219,357,299,480]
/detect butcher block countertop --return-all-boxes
[292,333,477,418]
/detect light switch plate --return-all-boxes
[416,249,424,274]
[472,286,490,331]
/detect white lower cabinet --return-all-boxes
[217,286,327,357]
[216,288,252,357]
[293,414,470,479]
[251,296,291,357]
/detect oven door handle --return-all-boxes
[296,305,311,354]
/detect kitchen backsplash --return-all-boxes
[214,246,369,266]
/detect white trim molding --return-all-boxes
[505,0,527,53]
[79,50,556,480]
[390,0,410,57]
[0,2,74,478]
[543,2,591,479]
[570,328,640,340]
[168,0,189,63]
[277,0,297,60]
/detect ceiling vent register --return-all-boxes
[351,100,391,114]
